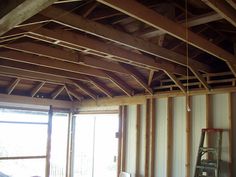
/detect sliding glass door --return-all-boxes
[73,114,119,177]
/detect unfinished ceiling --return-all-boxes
[0,0,236,102]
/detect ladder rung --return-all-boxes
[200,147,217,151]
[196,165,217,170]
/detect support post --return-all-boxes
[135,104,141,176]
[186,96,192,177]
[145,99,151,177]
[45,105,53,177]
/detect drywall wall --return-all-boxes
[154,98,167,177]
[123,93,233,177]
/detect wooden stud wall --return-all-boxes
[135,104,141,176]
[186,96,192,177]
[150,98,156,177]
[145,99,151,177]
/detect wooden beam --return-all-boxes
[118,106,123,175]
[105,71,133,97]
[73,81,97,100]
[97,0,236,75]
[148,70,155,86]
[7,78,20,95]
[121,105,127,172]
[120,63,153,95]
[228,93,233,177]
[65,85,83,101]
[165,71,186,93]
[0,66,74,85]
[145,99,151,177]
[21,27,188,75]
[135,104,141,176]
[64,85,74,101]
[190,67,210,90]
[150,98,156,177]
[0,50,108,78]
[76,86,236,108]
[185,96,192,177]
[0,93,73,109]
[206,94,213,148]
[31,81,45,97]
[51,85,65,99]
[45,105,53,177]
[87,76,113,98]
[5,42,131,75]
[167,97,173,177]
[202,0,236,28]
[81,2,98,18]
[0,0,57,36]
[40,7,211,72]
[226,0,236,10]
[0,59,90,83]
[139,12,222,38]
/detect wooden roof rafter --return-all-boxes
[97,0,236,77]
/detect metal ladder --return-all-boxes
[194,128,223,177]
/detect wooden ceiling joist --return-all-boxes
[40,7,211,72]
[190,67,211,90]
[0,50,108,78]
[51,85,65,99]
[31,81,46,97]
[0,59,91,83]
[64,85,74,101]
[0,66,74,85]
[164,71,186,93]
[148,70,155,86]
[20,27,187,76]
[73,81,97,100]
[0,0,57,36]
[105,71,133,97]
[65,85,83,101]
[202,0,236,28]
[97,0,236,76]
[5,42,130,75]
[120,63,153,95]
[7,78,20,95]
[139,12,223,38]
[88,77,114,98]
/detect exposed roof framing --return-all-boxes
[97,0,236,75]
[202,0,236,28]
[0,0,58,36]
[0,0,235,102]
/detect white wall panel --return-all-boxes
[139,104,146,177]
[125,105,137,176]
[154,98,167,177]
[232,93,236,177]
[190,95,206,177]
[172,97,186,177]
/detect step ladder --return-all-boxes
[194,128,223,177]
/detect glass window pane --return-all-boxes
[50,113,69,177]
[73,115,95,177]
[0,108,48,123]
[0,158,46,177]
[0,123,47,157]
